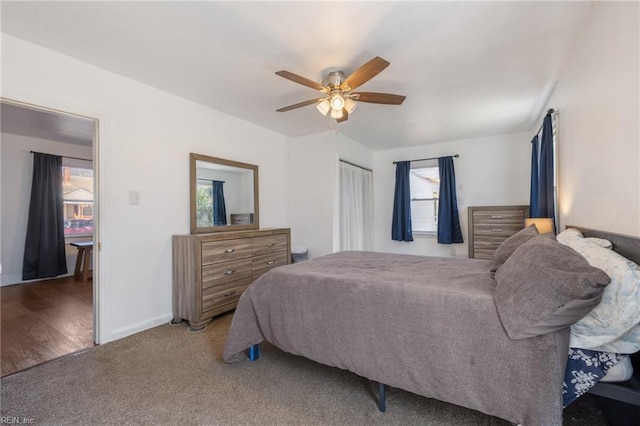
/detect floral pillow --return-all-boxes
[558,229,640,353]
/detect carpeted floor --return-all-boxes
[1,312,608,425]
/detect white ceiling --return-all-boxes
[1,1,594,151]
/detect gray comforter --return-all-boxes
[223,251,568,425]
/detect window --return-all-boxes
[409,162,439,233]
[196,179,214,227]
[62,166,93,236]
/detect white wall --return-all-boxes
[547,1,639,235]
[289,132,338,259]
[289,131,375,258]
[0,133,93,286]
[1,35,291,343]
[373,132,532,257]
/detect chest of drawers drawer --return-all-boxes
[202,239,252,264]
[202,278,253,313]
[472,210,526,224]
[253,234,288,256]
[252,251,289,280]
[473,223,524,238]
[202,258,252,289]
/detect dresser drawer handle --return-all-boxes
[224,270,236,275]
[224,249,235,253]
[266,260,275,265]
[491,228,503,232]
[491,215,503,219]
[267,243,276,247]
[223,290,237,297]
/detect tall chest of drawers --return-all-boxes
[172,228,291,331]
[468,206,529,259]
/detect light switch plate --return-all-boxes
[129,190,140,205]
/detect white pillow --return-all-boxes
[556,228,613,249]
[559,231,640,353]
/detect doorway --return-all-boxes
[0,98,99,376]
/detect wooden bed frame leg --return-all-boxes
[378,382,387,412]
[248,344,260,361]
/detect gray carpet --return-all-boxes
[1,312,607,425]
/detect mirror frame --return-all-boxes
[190,153,259,233]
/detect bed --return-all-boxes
[223,226,640,425]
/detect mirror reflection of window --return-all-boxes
[196,179,228,227]
[196,179,213,227]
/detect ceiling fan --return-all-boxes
[275,56,406,123]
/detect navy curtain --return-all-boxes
[529,134,539,216]
[22,153,67,280]
[437,156,463,244]
[391,161,413,241]
[539,114,555,221]
[212,180,227,226]
[530,113,556,232]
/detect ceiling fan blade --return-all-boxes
[341,57,390,91]
[276,98,323,112]
[336,109,349,123]
[351,92,406,105]
[275,70,327,92]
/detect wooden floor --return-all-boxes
[1,276,94,377]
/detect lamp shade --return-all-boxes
[525,218,554,235]
[316,99,330,116]
[330,108,344,119]
[344,98,357,114]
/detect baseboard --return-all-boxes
[1,272,74,287]
[103,314,174,344]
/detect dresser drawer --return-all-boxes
[202,239,252,265]
[253,234,288,256]
[252,251,289,280]
[202,278,252,312]
[472,210,525,224]
[473,223,523,238]
[474,235,509,249]
[473,249,497,260]
[202,258,252,289]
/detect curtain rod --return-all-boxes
[339,159,372,172]
[393,154,459,165]
[535,108,556,135]
[30,150,92,162]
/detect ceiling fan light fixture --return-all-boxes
[316,99,330,116]
[344,98,357,114]
[330,94,345,111]
[330,108,344,119]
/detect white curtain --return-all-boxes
[339,161,373,251]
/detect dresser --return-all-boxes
[172,228,291,331]
[468,206,529,259]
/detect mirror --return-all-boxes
[190,153,259,233]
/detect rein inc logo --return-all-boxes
[1,418,34,424]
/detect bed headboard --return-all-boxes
[568,226,640,265]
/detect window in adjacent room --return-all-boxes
[62,165,93,237]
[410,160,440,234]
